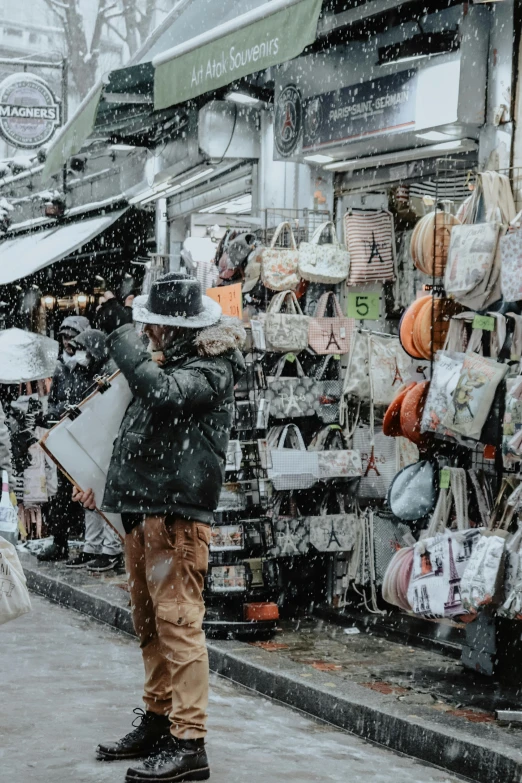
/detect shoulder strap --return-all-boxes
[311,221,339,247]
[270,221,297,250]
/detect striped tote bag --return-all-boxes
[344,210,396,285]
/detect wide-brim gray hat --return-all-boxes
[132,272,221,328]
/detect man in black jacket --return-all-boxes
[75,273,245,783]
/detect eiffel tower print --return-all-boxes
[391,358,404,386]
[366,232,385,264]
[444,538,462,613]
[326,520,342,549]
[364,446,381,476]
[325,326,342,352]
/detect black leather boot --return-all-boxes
[96,708,171,761]
[125,737,210,781]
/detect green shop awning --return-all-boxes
[153,0,323,110]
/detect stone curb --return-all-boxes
[23,558,522,783]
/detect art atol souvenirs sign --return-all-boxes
[0,73,60,148]
[303,70,417,150]
[153,0,323,111]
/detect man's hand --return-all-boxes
[95,296,133,334]
[72,486,97,510]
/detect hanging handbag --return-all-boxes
[371,509,415,585]
[500,224,522,302]
[340,329,371,420]
[308,424,362,480]
[407,469,481,619]
[269,492,310,557]
[263,354,316,419]
[368,333,413,407]
[344,210,396,284]
[444,222,504,309]
[260,222,300,291]
[461,534,507,615]
[314,355,342,424]
[352,424,398,500]
[307,492,359,552]
[298,221,350,284]
[264,290,310,353]
[267,424,318,491]
[308,292,354,355]
[421,350,466,437]
[442,352,508,440]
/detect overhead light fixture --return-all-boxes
[225,91,260,106]
[304,154,335,164]
[416,131,450,142]
[180,168,215,187]
[324,139,477,173]
[378,31,460,66]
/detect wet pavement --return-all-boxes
[1,594,466,783]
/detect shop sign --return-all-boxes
[0,73,60,149]
[153,0,323,111]
[303,70,417,150]
[274,84,302,157]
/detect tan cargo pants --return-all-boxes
[125,515,211,739]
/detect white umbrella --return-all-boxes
[0,328,59,383]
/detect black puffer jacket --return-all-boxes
[102,319,245,527]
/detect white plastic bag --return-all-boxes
[0,535,31,625]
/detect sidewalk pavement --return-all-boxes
[3,593,468,783]
[19,550,522,783]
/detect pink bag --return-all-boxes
[308,292,354,355]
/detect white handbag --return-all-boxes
[267,424,318,491]
[407,469,480,619]
[0,535,31,626]
[368,333,413,406]
[444,222,504,310]
[260,222,300,291]
[307,492,359,552]
[461,534,506,613]
[298,221,350,284]
[264,290,309,353]
[308,425,362,479]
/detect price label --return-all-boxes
[439,468,451,489]
[285,353,296,363]
[206,282,243,319]
[472,314,495,331]
[347,293,380,320]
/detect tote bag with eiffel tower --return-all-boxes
[344,210,396,285]
[352,425,397,500]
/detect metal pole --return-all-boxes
[61,58,68,194]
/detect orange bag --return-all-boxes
[411,211,460,276]
[383,383,417,437]
[399,381,432,446]
[399,295,432,358]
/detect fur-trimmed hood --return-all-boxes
[195,317,246,357]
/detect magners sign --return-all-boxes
[0,73,60,149]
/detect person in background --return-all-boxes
[75,273,245,783]
[0,398,13,490]
[63,329,124,573]
[38,315,91,562]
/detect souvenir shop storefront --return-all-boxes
[197,1,522,669]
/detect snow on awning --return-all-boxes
[42,82,104,181]
[153,0,323,110]
[0,208,127,286]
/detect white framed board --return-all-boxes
[40,371,133,540]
